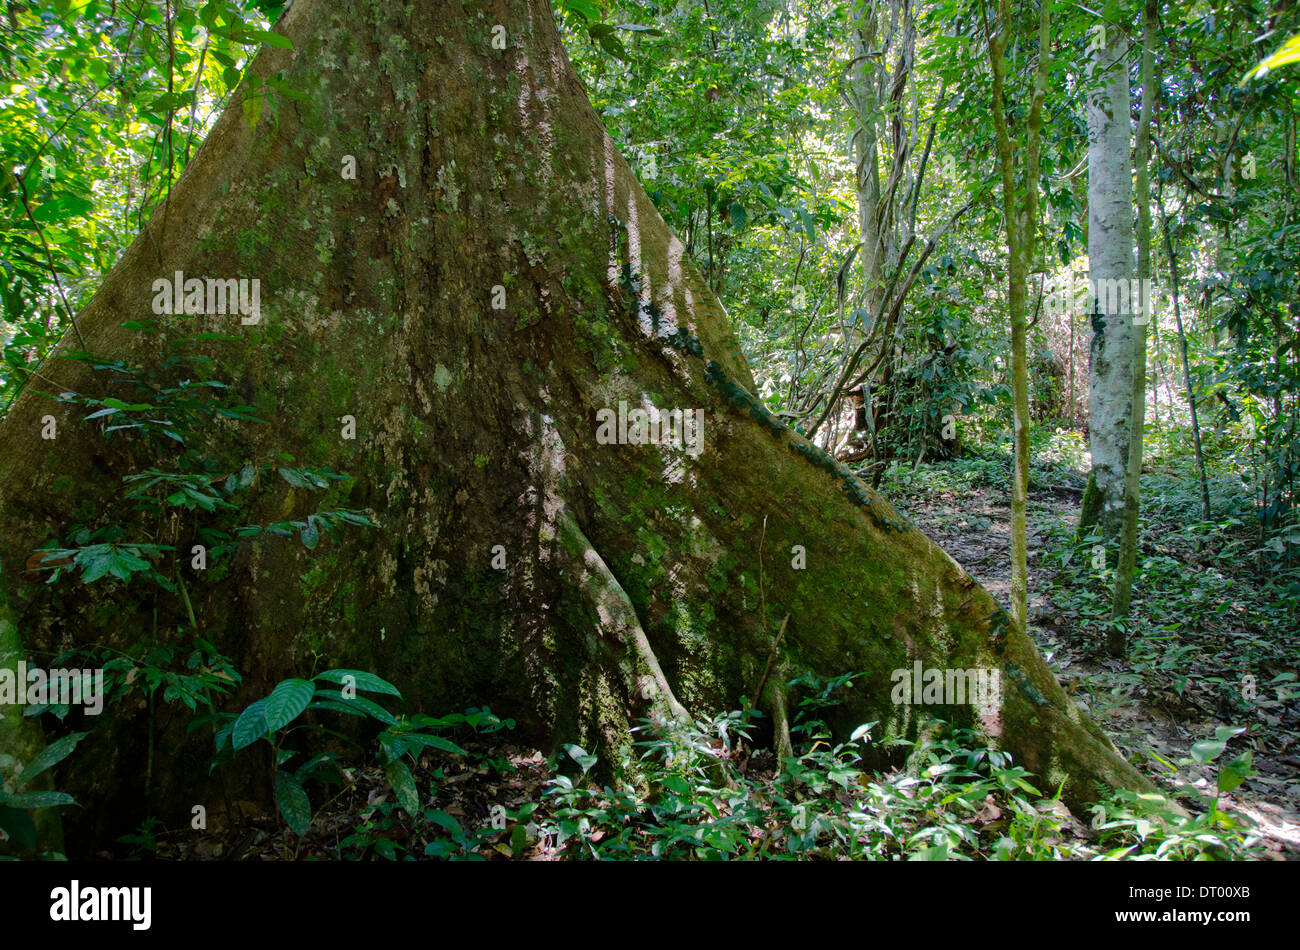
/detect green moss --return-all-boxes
[1004,660,1049,706]
[250,387,279,423]
[706,553,739,594]
[262,315,286,346]
[514,307,542,331]
[234,225,272,262]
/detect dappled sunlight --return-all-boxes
[0,0,1287,874]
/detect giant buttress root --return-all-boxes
[0,0,1152,848]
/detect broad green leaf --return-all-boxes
[231,698,268,750]
[0,790,77,809]
[279,467,309,488]
[1189,740,1226,765]
[562,0,600,22]
[274,771,312,835]
[306,699,368,718]
[425,808,465,842]
[105,549,152,581]
[313,668,401,697]
[17,732,87,788]
[255,30,294,50]
[264,678,315,733]
[383,759,419,814]
[398,733,467,756]
[31,194,94,223]
[77,549,114,584]
[1213,724,1247,742]
[299,518,319,550]
[729,201,747,229]
[310,689,398,725]
[563,743,597,773]
[101,398,151,411]
[1218,751,1252,793]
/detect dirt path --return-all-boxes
[891,476,1300,859]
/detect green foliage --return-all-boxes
[217,667,399,836]
[0,733,84,858]
[220,672,514,840]
[29,339,376,595]
[1245,33,1300,82]
[1090,784,1262,861]
[116,816,165,855]
[9,318,373,853]
[534,685,1263,860]
[1,0,294,409]
[335,708,517,860]
[474,672,1259,861]
[4,0,1297,863]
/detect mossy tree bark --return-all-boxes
[0,0,1154,848]
[985,0,1049,634]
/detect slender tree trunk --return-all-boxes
[845,0,916,453]
[0,0,1154,847]
[1111,0,1157,642]
[1150,312,1160,432]
[1160,201,1212,521]
[1079,18,1136,543]
[986,0,1049,631]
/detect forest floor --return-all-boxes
[879,450,1300,859]
[120,451,1300,861]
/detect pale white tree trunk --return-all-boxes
[1082,26,1136,540]
[1111,0,1158,646]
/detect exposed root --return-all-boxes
[750,612,793,760]
[761,676,794,763]
[555,505,689,724]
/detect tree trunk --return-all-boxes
[1079,22,1136,543]
[986,0,1047,633]
[1111,0,1157,643]
[1159,199,1211,522]
[841,0,913,457]
[0,0,1152,848]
